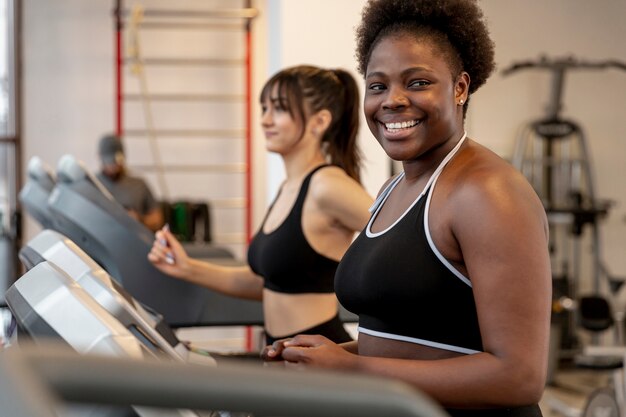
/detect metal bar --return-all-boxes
[9,0,23,265]
[243,2,255,353]
[3,344,448,417]
[547,68,565,120]
[0,347,59,417]
[131,22,244,31]
[115,0,123,136]
[520,157,587,165]
[214,232,247,244]
[119,7,259,20]
[7,0,19,138]
[123,93,244,102]
[123,57,245,66]
[244,1,253,247]
[210,199,247,209]
[130,164,246,173]
[124,129,244,138]
[616,368,626,417]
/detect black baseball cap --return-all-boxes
[98,134,125,166]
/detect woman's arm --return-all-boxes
[339,340,359,354]
[148,227,264,301]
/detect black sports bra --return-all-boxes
[335,133,484,354]
[247,165,338,294]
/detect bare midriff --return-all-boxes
[263,289,339,338]
[358,332,467,360]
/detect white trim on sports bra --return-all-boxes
[358,326,480,355]
[424,160,473,288]
[365,132,471,287]
[366,132,467,236]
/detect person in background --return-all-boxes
[149,65,373,346]
[262,1,552,416]
[96,134,164,232]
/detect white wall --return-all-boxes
[21,0,626,278]
[22,0,117,240]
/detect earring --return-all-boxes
[459,99,464,105]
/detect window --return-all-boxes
[0,0,20,298]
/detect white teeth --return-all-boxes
[385,120,418,130]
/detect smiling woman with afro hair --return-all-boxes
[262,2,551,416]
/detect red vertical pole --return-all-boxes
[114,0,123,136]
[244,15,253,245]
[244,1,254,352]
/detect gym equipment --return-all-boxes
[165,200,213,243]
[0,343,449,417]
[18,229,210,363]
[46,154,263,327]
[504,56,626,417]
[546,292,626,417]
[18,156,57,230]
[4,261,214,417]
[6,262,153,357]
[505,56,626,350]
[115,3,258,248]
[17,229,256,363]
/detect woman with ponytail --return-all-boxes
[149,65,373,346]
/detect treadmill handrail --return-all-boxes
[26,156,56,191]
[56,154,116,202]
[0,343,449,417]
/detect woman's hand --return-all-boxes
[262,335,359,371]
[260,338,291,362]
[147,224,191,279]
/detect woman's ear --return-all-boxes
[310,109,332,137]
[455,71,470,105]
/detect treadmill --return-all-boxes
[18,156,57,230]
[46,155,263,327]
[18,229,216,364]
[5,261,217,417]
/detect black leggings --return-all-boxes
[265,314,353,346]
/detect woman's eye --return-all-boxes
[368,83,386,91]
[409,80,429,88]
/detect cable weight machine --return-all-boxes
[504,56,626,362]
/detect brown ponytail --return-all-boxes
[324,68,362,183]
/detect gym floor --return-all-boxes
[540,367,611,417]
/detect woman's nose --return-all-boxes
[382,85,409,110]
[261,109,273,126]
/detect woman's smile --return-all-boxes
[379,118,423,138]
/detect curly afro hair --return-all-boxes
[355,0,495,96]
